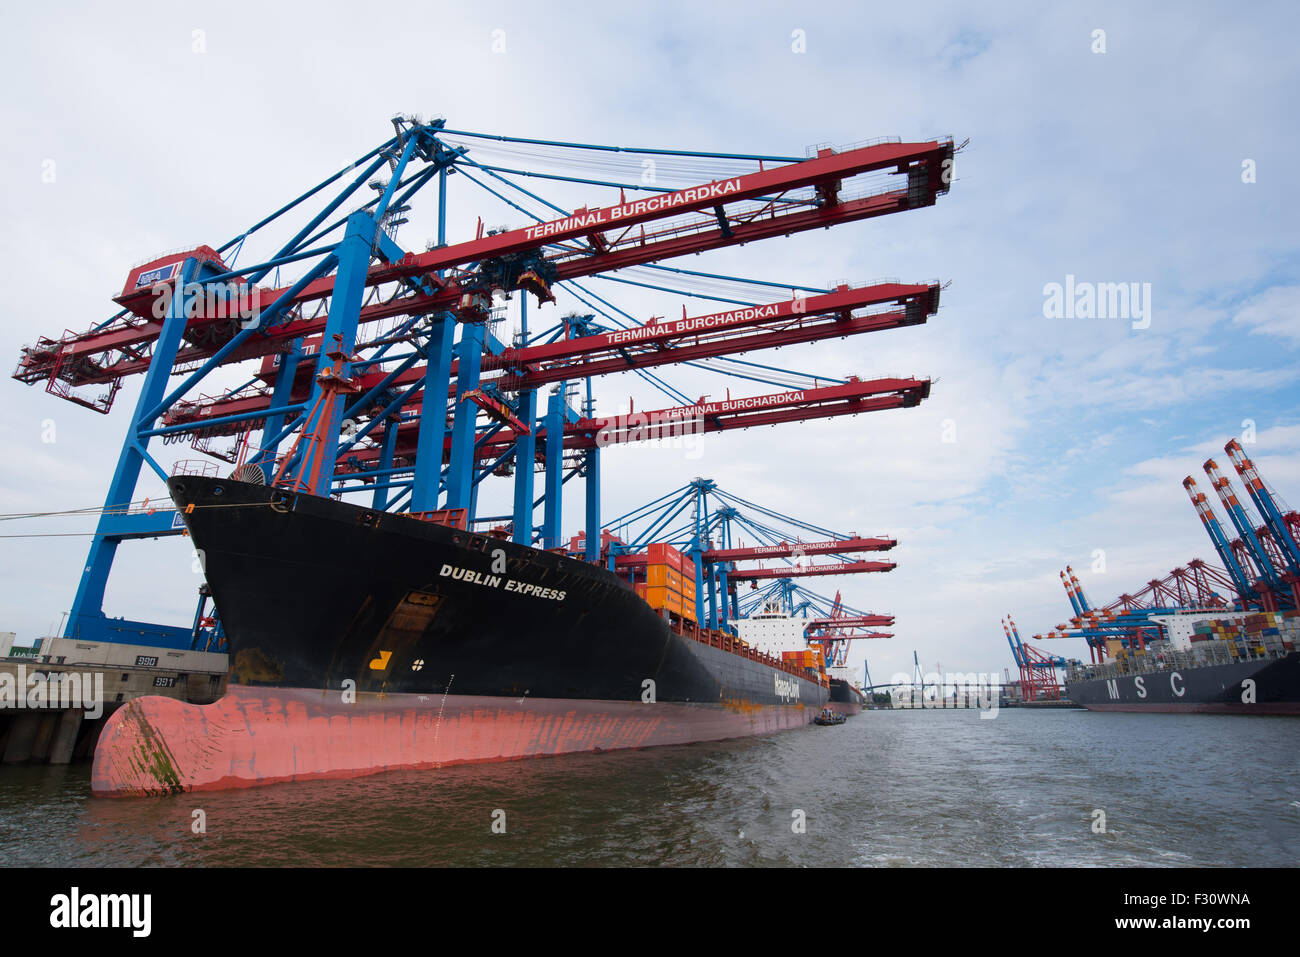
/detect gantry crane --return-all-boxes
[803,590,893,672]
[13,118,955,647]
[604,479,897,631]
[1221,439,1300,606]
[1002,616,1066,700]
[1034,439,1298,662]
[1036,560,1237,659]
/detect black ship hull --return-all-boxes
[828,678,864,715]
[92,477,827,795]
[1067,651,1300,714]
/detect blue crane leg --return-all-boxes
[373,417,400,510]
[251,338,303,481]
[445,323,485,511]
[542,391,565,548]
[584,446,600,563]
[293,213,372,496]
[66,258,201,640]
[411,316,455,512]
[512,390,537,544]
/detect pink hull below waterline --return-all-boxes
[91,685,813,797]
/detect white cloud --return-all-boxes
[1232,285,1300,344]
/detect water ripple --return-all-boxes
[1,710,1297,866]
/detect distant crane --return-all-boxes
[1035,438,1298,666]
[912,650,929,703]
[605,480,898,632]
[1039,560,1238,660]
[1003,616,1065,701]
[1224,439,1300,606]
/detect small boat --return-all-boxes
[813,708,847,726]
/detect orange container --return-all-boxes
[646,565,686,590]
[645,586,684,614]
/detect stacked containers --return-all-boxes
[680,554,697,622]
[1243,613,1269,649]
[1187,614,1296,653]
[642,543,697,623]
[1190,619,1244,643]
[1281,610,1299,651]
[780,649,821,672]
[1244,610,1290,655]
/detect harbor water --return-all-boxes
[1,709,1296,867]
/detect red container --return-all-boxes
[647,542,683,571]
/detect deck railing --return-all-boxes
[667,614,828,686]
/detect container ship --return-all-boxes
[733,601,865,715]
[1065,611,1300,713]
[90,477,829,796]
[827,677,867,715]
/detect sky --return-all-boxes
[1,1,1297,687]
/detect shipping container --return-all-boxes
[646,564,688,591]
[646,543,683,571]
[644,586,685,615]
